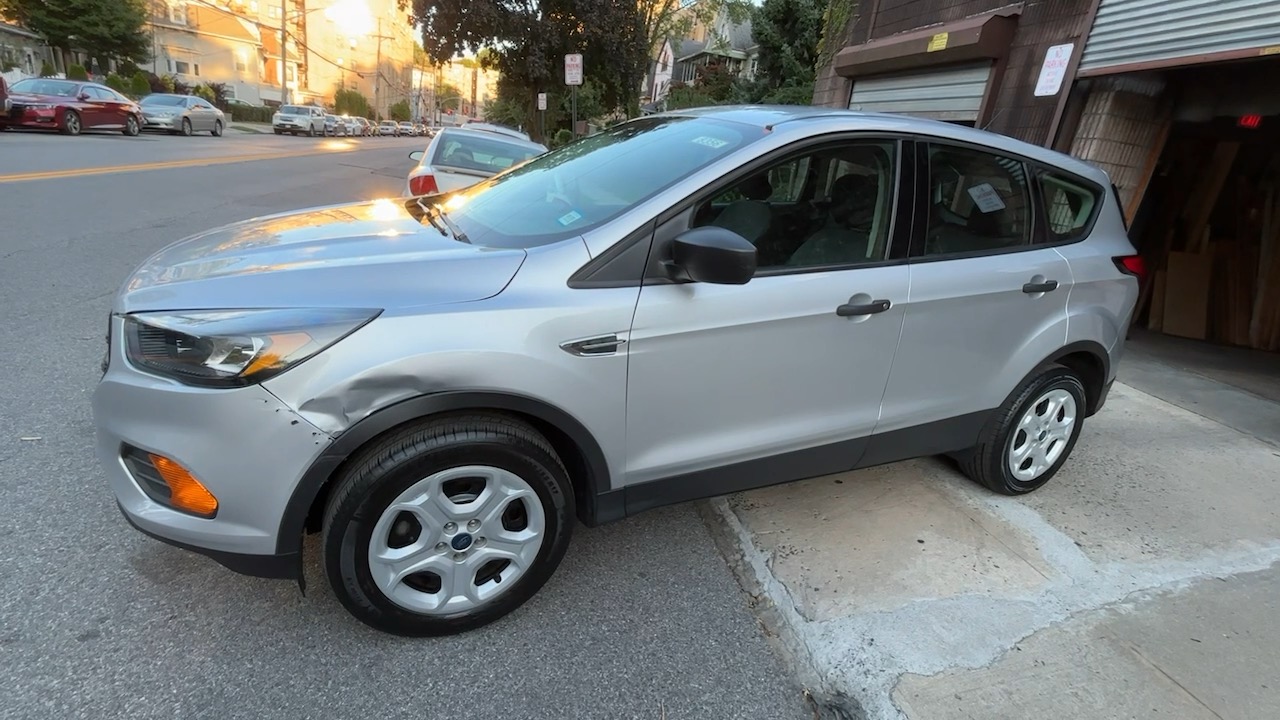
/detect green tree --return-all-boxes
[66,63,88,80]
[0,0,151,71]
[388,99,411,121]
[105,72,129,94]
[335,88,371,118]
[736,0,825,104]
[129,71,151,97]
[39,60,56,77]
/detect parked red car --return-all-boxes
[4,78,143,136]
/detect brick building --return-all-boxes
[815,0,1280,352]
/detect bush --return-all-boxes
[129,71,151,97]
[551,128,573,148]
[334,88,370,118]
[193,84,216,103]
[227,104,274,123]
[105,73,129,95]
[40,61,56,77]
[388,99,410,121]
[67,63,89,81]
[159,74,175,92]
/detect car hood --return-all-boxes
[116,198,526,314]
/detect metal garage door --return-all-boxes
[1080,0,1280,74]
[848,63,993,122]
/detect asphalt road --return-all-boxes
[0,129,809,720]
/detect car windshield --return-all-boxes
[141,95,185,106]
[10,79,78,96]
[420,115,762,249]
[280,105,310,115]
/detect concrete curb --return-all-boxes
[230,123,270,134]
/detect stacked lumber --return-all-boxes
[1252,185,1280,350]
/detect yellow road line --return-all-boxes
[0,146,356,184]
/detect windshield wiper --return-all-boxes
[412,198,470,244]
[434,207,471,244]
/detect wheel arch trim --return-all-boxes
[274,390,613,557]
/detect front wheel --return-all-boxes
[60,109,81,135]
[123,114,140,136]
[958,364,1087,495]
[321,413,575,636]
[211,120,223,137]
[180,118,192,136]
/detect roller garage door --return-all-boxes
[848,62,993,122]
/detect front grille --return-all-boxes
[121,445,172,506]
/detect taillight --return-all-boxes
[409,173,438,196]
[1113,255,1145,280]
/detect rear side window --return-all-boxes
[1037,170,1102,242]
[923,144,1032,256]
[431,133,542,174]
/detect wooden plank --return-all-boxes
[1163,251,1212,340]
[1148,269,1166,331]
[1251,187,1277,347]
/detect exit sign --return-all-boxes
[1238,114,1262,129]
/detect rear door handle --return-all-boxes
[1022,280,1059,294]
[836,299,891,317]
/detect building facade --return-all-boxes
[814,0,1280,352]
[145,0,415,112]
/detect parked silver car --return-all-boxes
[272,104,325,136]
[93,106,1141,637]
[139,93,226,136]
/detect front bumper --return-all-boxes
[142,115,179,130]
[93,316,333,576]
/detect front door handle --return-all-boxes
[836,299,891,317]
[1022,280,1059,294]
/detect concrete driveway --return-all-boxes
[708,375,1280,720]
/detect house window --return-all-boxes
[175,60,190,74]
[268,6,280,18]
[168,0,187,24]
[193,63,200,76]
[235,51,248,72]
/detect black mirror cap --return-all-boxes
[408,150,424,161]
[670,226,757,285]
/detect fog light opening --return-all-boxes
[148,453,219,518]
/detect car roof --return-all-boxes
[436,126,546,151]
[653,104,1110,186]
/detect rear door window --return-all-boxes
[922,143,1032,256]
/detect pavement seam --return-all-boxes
[1122,640,1228,720]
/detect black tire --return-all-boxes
[180,118,192,136]
[321,413,575,637]
[59,109,81,135]
[211,120,223,137]
[958,363,1087,495]
[307,126,316,137]
[123,114,140,136]
[274,129,283,135]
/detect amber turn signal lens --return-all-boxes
[148,453,218,518]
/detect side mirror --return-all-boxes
[78,92,90,101]
[408,150,424,162]
[666,226,757,285]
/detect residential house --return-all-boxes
[0,19,55,83]
[671,2,758,86]
[640,38,674,112]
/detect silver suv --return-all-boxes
[93,107,1141,636]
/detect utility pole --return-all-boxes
[374,16,382,118]
[280,0,288,104]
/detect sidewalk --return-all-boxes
[705,382,1280,719]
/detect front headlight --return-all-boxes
[123,308,380,387]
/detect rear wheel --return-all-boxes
[122,114,140,136]
[59,109,81,135]
[274,129,283,135]
[321,413,575,636]
[211,120,223,137]
[958,364,1087,495]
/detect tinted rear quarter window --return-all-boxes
[1037,170,1102,243]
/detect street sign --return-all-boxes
[1034,43,1074,97]
[537,92,547,111]
[564,53,583,86]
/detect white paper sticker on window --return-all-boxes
[967,183,1006,213]
[557,210,583,226]
[691,135,729,149]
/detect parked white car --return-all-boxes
[272,104,325,136]
[404,126,548,197]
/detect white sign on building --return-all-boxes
[1034,43,1075,97]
